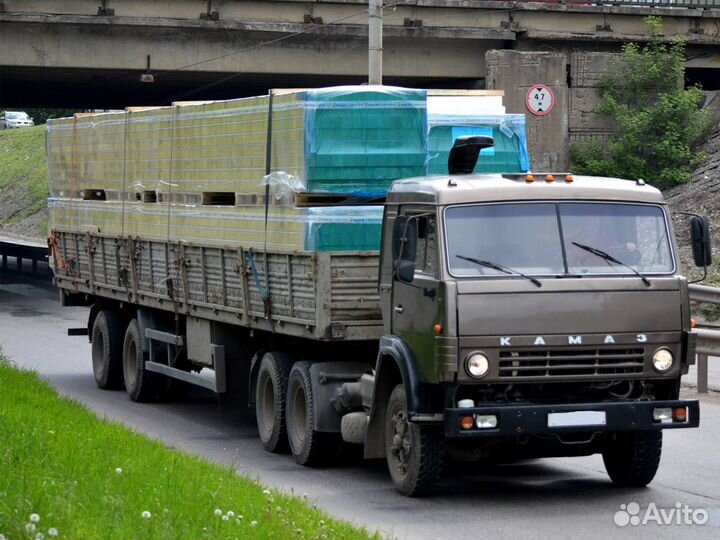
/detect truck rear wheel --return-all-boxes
[603,431,662,487]
[286,361,340,466]
[385,384,444,497]
[122,318,162,402]
[91,309,125,390]
[255,352,294,453]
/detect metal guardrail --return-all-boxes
[0,240,48,277]
[528,0,720,7]
[689,284,720,394]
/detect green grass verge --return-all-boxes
[0,354,381,540]
[0,125,48,224]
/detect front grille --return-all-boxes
[498,348,644,379]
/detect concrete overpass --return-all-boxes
[1,0,719,108]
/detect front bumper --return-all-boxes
[445,399,699,438]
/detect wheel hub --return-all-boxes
[390,409,412,475]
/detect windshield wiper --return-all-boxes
[571,242,650,287]
[456,255,542,287]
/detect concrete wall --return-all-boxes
[486,50,570,172]
[487,50,626,172]
[568,53,620,147]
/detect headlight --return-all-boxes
[652,348,674,373]
[466,352,490,378]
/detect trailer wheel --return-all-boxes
[91,309,125,389]
[122,318,162,402]
[603,431,662,487]
[286,361,340,466]
[385,384,444,497]
[255,352,294,453]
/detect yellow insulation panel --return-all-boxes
[47,93,307,198]
[49,199,310,251]
[47,112,128,194]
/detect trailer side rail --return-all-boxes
[51,231,383,341]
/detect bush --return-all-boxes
[571,16,714,188]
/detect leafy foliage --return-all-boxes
[571,16,714,188]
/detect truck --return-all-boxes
[47,91,708,496]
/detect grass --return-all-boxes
[0,125,48,230]
[0,353,381,540]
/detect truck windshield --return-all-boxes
[446,202,674,277]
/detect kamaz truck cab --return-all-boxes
[362,138,707,495]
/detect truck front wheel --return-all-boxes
[385,384,444,496]
[255,352,294,453]
[602,431,662,487]
[91,309,125,390]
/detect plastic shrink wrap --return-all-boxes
[47,87,524,253]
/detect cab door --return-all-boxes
[391,206,443,380]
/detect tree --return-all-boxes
[571,16,714,188]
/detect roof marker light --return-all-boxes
[565,174,574,183]
[545,174,554,183]
[526,174,535,183]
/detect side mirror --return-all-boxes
[395,259,416,284]
[690,215,712,267]
[392,216,417,283]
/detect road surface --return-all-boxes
[1,273,719,540]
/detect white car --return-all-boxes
[1,111,35,129]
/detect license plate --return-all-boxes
[548,411,607,428]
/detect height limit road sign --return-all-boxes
[526,85,555,116]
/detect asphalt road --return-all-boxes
[1,273,719,540]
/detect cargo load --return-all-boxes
[47,86,527,253]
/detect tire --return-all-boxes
[603,431,662,487]
[385,384,444,497]
[91,309,125,389]
[286,361,341,466]
[255,351,294,453]
[341,411,368,445]
[122,318,163,402]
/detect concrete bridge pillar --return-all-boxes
[486,50,569,172]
